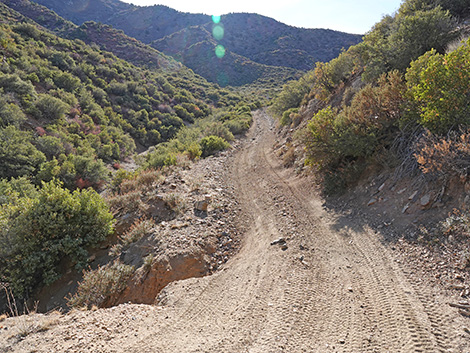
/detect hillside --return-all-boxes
[2,0,181,71]
[0,0,260,309]
[30,0,362,86]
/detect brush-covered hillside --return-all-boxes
[0,0,258,302]
[271,0,470,194]
[25,0,362,87]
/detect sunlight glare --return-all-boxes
[215,45,226,58]
[212,25,224,41]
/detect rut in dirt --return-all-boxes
[131,110,462,353]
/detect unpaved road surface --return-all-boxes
[131,110,465,352]
[2,110,469,352]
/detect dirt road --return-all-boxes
[3,110,468,352]
[127,110,464,352]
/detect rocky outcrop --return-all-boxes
[105,249,210,306]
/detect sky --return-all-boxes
[120,0,403,34]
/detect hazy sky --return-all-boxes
[120,0,402,34]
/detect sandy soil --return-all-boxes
[1,110,469,352]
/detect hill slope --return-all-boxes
[30,0,362,85]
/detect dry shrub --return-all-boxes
[119,169,162,194]
[107,190,142,215]
[163,192,187,213]
[282,145,296,167]
[135,169,162,191]
[119,218,156,246]
[415,130,470,178]
[67,260,134,309]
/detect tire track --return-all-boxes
[129,109,461,353]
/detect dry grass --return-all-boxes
[163,193,187,213]
[120,218,156,246]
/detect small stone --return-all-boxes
[270,238,286,246]
[281,245,288,251]
[420,194,432,207]
[194,200,209,212]
[367,198,377,206]
[409,190,418,201]
[348,287,353,292]
[402,204,410,214]
[378,182,385,192]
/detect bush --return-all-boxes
[67,260,134,308]
[202,122,234,142]
[37,154,110,190]
[120,218,156,246]
[34,94,69,122]
[406,40,470,133]
[0,100,26,128]
[305,71,405,168]
[0,74,36,102]
[0,126,46,179]
[0,180,115,297]
[280,108,298,126]
[200,135,230,157]
[415,130,470,177]
[269,72,315,117]
[387,7,457,71]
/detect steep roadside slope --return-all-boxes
[1,111,468,352]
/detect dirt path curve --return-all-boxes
[125,110,462,352]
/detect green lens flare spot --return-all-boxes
[212,15,221,24]
[212,25,224,41]
[215,45,226,58]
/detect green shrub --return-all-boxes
[34,94,69,122]
[0,126,46,179]
[223,119,250,135]
[280,108,298,126]
[0,180,115,297]
[185,143,202,160]
[0,74,36,101]
[406,40,470,133]
[387,7,457,71]
[36,135,65,159]
[202,122,234,142]
[200,135,230,157]
[37,154,110,190]
[144,146,178,168]
[0,100,26,128]
[270,72,315,117]
[110,169,137,193]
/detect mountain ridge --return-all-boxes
[30,0,362,86]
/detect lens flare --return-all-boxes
[215,45,226,59]
[212,15,221,24]
[212,25,224,41]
